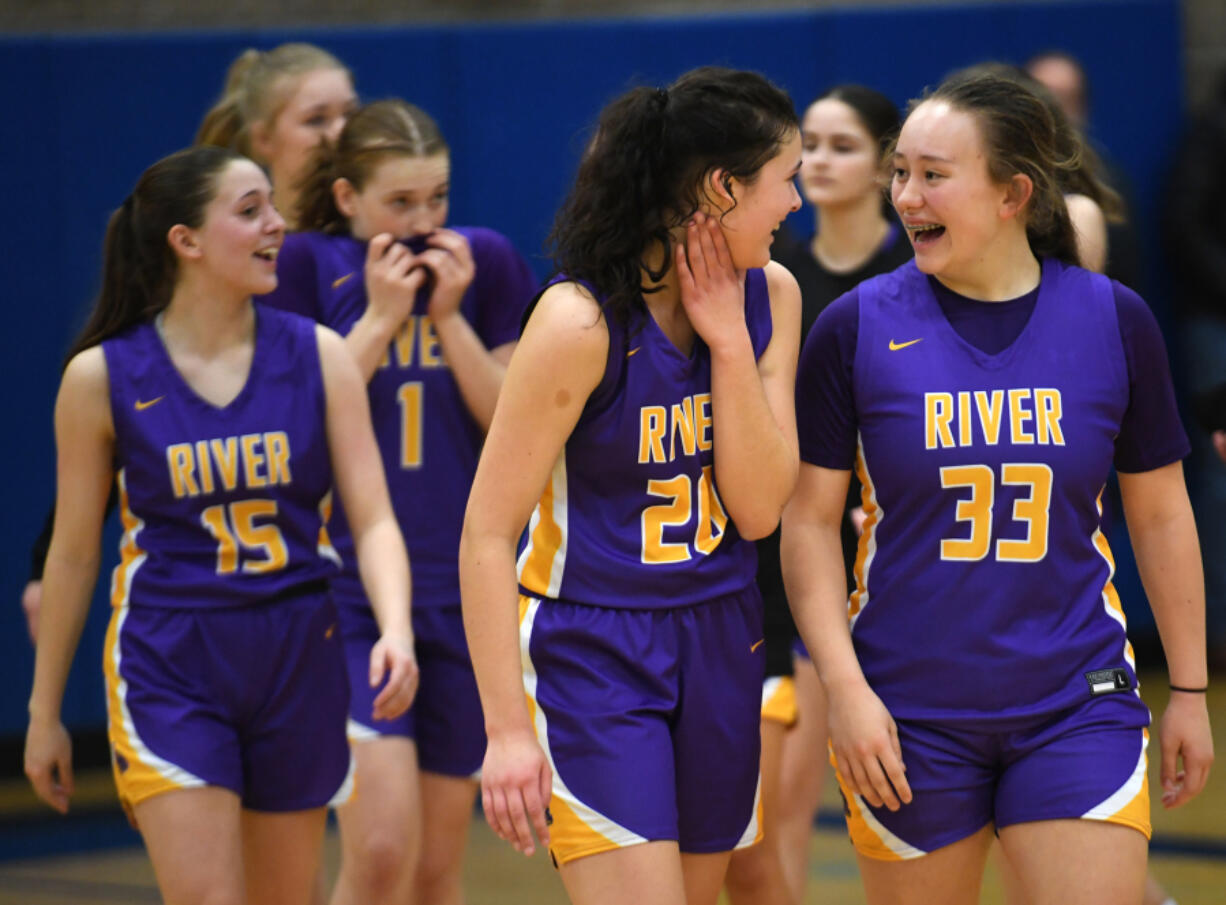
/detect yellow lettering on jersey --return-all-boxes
[1008,389,1035,444]
[925,393,955,450]
[974,390,1005,446]
[264,432,292,485]
[670,396,697,460]
[211,437,240,491]
[167,443,199,498]
[241,434,267,488]
[639,406,667,464]
[694,393,713,451]
[195,440,215,495]
[392,319,416,368]
[419,317,443,367]
[957,392,973,447]
[1035,389,1065,446]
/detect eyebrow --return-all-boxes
[893,152,954,163]
[236,189,262,203]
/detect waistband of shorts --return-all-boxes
[124,578,331,612]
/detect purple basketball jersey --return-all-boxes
[843,258,1141,723]
[516,271,774,609]
[102,309,337,609]
[260,228,536,610]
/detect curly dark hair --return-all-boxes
[548,66,798,325]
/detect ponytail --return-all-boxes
[549,67,798,325]
[65,146,243,365]
[195,49,263,155]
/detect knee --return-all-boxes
[414,854,464,904]
[725,844,775,897]
[350,831,415,899]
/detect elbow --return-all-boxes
[733,506,784,542]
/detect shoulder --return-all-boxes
[1110,279,1164,346]
[58,346,113,432]
[525,280,609,350]
[764,259,802,305]
[62,345,110,393]
[455,225,512,253]
[313,322,348,360]
[814,286,862,336]
[1065,192,1106,229]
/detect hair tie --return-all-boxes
[655,87,669,107]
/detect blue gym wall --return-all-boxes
[0,0,1184,737]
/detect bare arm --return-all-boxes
[26,348,115,813]
[1118,462,1214,808]
[318,326,418,720]
[459,282,607,855]
[419,229,516,431]
[781,463,911,811]
[1067,192,1108,274]
[680,215,799,539]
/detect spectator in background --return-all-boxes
[1026,50,1144,292]
[1167,72,1226,671]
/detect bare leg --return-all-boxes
[331,736,422,905]
[1144,870,1175,905]
[133,787,244,905]
[242,806,329,905]
[559,842,687,905]
[998,820,1146,905]
[725,719,795,905]
[775,658,828,904]
[993,840,1027,905]
[414,771,480,905]
[856,823,994,905]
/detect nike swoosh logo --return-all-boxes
[332,272,355,289]
[750,638,765,653]
[889,338,923,351]
[626,347,641,358]
[134,396,164,411]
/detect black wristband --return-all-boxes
[1169,684,1209,694]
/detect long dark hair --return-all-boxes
[549,66,798,324]
[813,84,900,154]
[914,71,1087,266]
[296,99,448,234]
[65,145,243,364]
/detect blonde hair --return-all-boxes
[195,43,350,159]
[296,99,448,234]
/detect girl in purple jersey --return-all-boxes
[461,67,802,905]
[731,84,909,905]
[24,146,416,905]
[266,99,537,905]
[784,72,1214,905]
[21,43,358,651]
[197,43,358,231]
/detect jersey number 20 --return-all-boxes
[641,465,729,564]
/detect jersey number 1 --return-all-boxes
[398,382,423,469]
